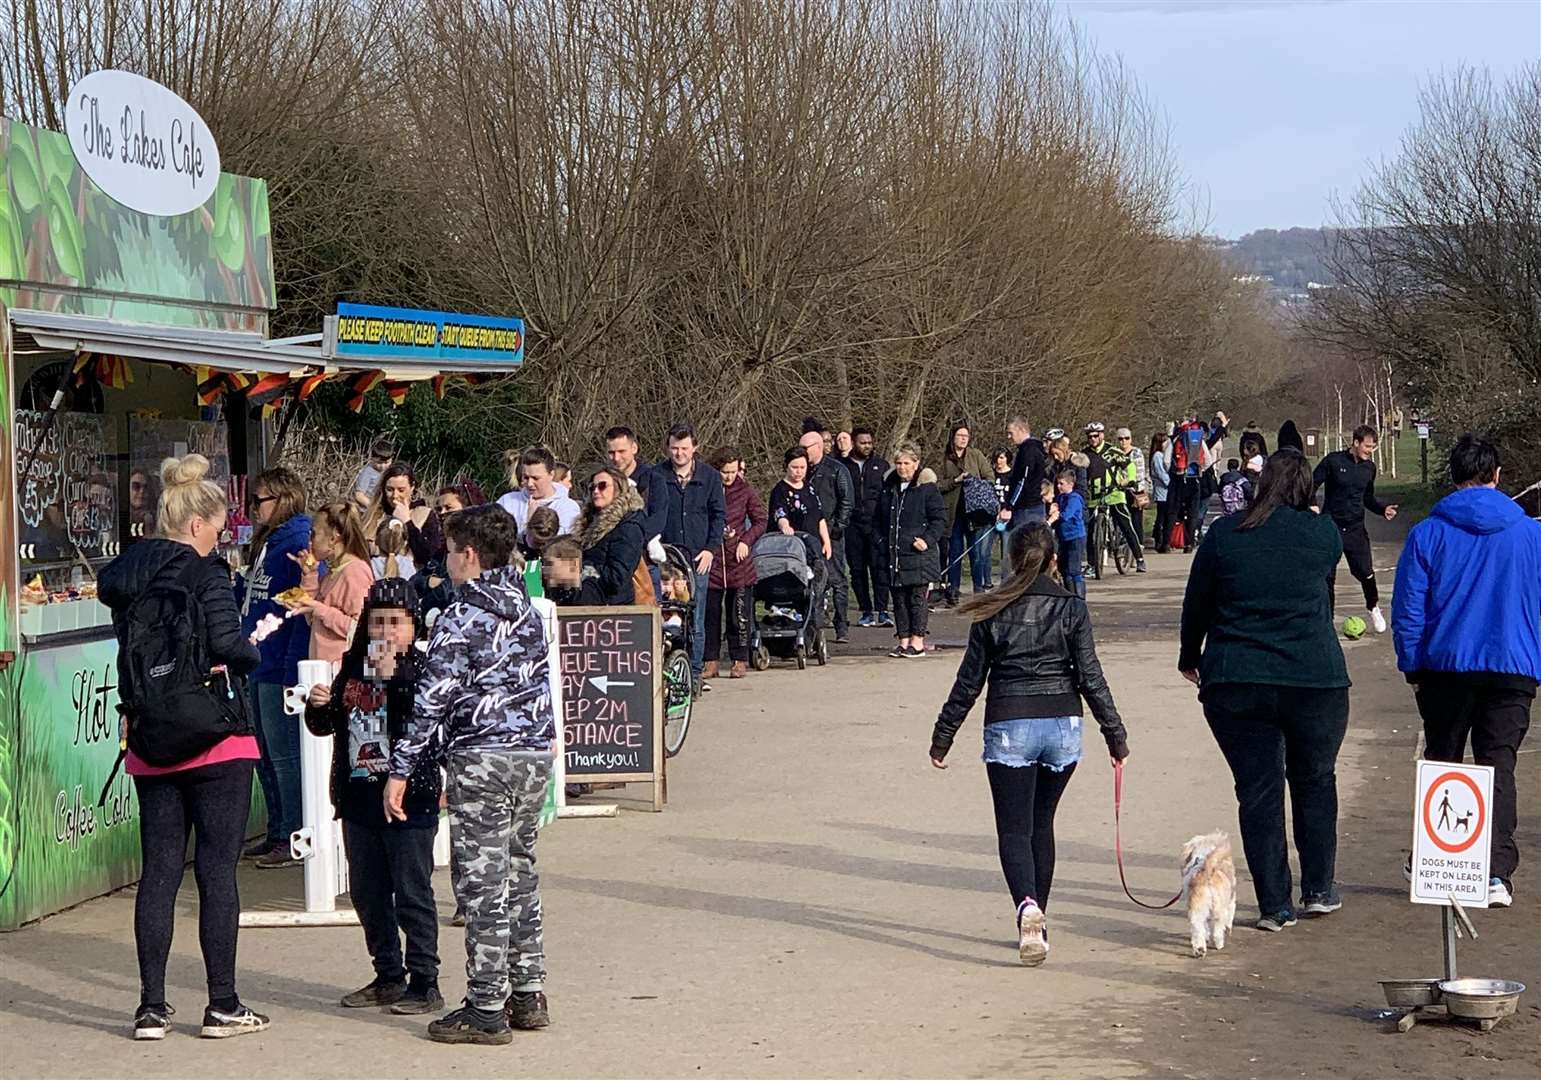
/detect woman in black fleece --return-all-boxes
[930,522,1129,966]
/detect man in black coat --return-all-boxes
[801,430,855,642]
[844,425,891,627]
[999,415,1048,528]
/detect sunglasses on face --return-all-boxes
[251,494,277,507]
[591,481,613,492]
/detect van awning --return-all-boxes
[9,309,320,375]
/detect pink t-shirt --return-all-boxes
[126,734,260,777]
[303,557,375,665]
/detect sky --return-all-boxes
[1067,0,1541,238]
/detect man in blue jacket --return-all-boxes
[1393,435,1540,909]
[658,423,726,693]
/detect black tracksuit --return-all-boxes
[1313,449,1389,609]
[844,453,890,617]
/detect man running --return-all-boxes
[1313,425,1397,632]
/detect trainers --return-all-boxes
[1017,900,1048,966]
[1136,562,1148,573]
[199,1002,270,1038]
[389,979,444,1015]
[133,1003,174,1041]
[857,613,876,628]
[1300,885,1343,917]
[1369,606,1388,634]
[253,846,300,870]
[451,909,467,927]
[242,837,274,860]
[505,990,551,1030]
[887,644,907,658]
[903,645,927,659]
[428,1002,512,1045]
[877,613,895,627]
[1488,878,1513,908]
[341,975,407,1008]
[1255,910,1297,932]
[834,632,851,644]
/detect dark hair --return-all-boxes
[1277,420,1304,453]
[1238,450,1315,531]
[444,504,520,567]
[801,416,826,435]
[709,445,741,470]
[991,448,1010,469]
[524,506,561,553]
[1352,425,1378,444]
[667,423,696,444]
[605,426,636,444]
[960,523,1058,621]
[1227,458,1240,471]
[381,462,417,490]
[945,421,970,461]
[1448,434,1500,486]
[852,425,874,439]
[783,446,809,466]
[250,466,306,551]
[1148,432,1169,461]
[1238,430,1268,459]
[520,445,556,473]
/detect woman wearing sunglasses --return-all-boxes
[570,463,648,606]
[235,468,312,869]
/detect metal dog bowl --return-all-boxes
[1380,979,1443,1008]
[1437,979,1526,1020]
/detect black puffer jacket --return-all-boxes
[878,467,947,587]
[931,576,1127,760]
[99,539,261,716]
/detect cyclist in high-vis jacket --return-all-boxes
[1083,422,1148,574]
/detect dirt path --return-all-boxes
[1,551,1535,1078]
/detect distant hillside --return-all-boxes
[1215,227,1339,304]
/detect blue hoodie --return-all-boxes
[236,513,313,685]
[1393,487,1541,681]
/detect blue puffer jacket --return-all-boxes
[1393,487,1541,681]
[236,514,313,685]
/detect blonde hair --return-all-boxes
[157,454,226,536]
[894,442,921,465]
[375,519,407,578]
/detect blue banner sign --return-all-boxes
[334,302,524,365]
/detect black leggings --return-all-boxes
[705,586,752,663]
[986,761,1076,910]
[134,759,254,1010]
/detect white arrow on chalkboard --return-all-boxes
[589,675,635,694]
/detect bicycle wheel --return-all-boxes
[662,650,693,757]
[1091,513,1107,580]
[1113,515,1132,576]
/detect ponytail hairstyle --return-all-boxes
[315,501,372,563]
[959,522,1058,622]
[375,519,408,578]
[157,454,227,537]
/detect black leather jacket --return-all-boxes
[931,577,1127,759]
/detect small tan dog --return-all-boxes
[1181,832,1236,957]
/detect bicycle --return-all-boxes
[1086,501,1134,580]
[658,545,695,758]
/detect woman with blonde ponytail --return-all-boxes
[99,454,271,1038]
[280,501,375,666]
[928,522,1130,968]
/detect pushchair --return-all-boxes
[657,544,695,756]
[749,532,829,669]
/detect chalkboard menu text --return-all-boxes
[557,607,663,809]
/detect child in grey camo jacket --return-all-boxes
[386,504,555,1046]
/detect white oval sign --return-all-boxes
[64,70,221,217]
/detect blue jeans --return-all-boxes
[948,518,992,593]
[1057,536,1086,598]
[983,716,1084,771]
[690,568,710,678]
[255,680,302,842]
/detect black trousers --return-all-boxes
[1153,497,1171,552]
[892,584,929,638]
[1335,523,1378,609]
[343,819,440,982]
[134,759,254,1010]
[987,761,1077,910]
[1110,502,1144,563]
[705,586,752,663]
[1416,678,1533,881]
[1129,504,1145,548]
[1163,476,1203,550]
[825,536,850,634]
[1202,683,1350,914]
[845,525,889,616]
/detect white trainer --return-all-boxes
[1369,606,1388,634]
[1488,878,1513,909]
[1017,900,1048,967]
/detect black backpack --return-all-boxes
[118,557,249,766]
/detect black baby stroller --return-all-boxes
[750,532,828,669]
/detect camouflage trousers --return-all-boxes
[446,749,553,1009]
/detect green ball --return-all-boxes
[1343,616,1368,640]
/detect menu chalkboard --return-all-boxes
[557,607,663,804]
[127,418,230,539]
[15,410,119,563]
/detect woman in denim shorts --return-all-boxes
[929,522,1129,966]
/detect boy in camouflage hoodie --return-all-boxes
[386,505,554,1045]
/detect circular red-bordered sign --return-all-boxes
[1421,771,1486,855]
